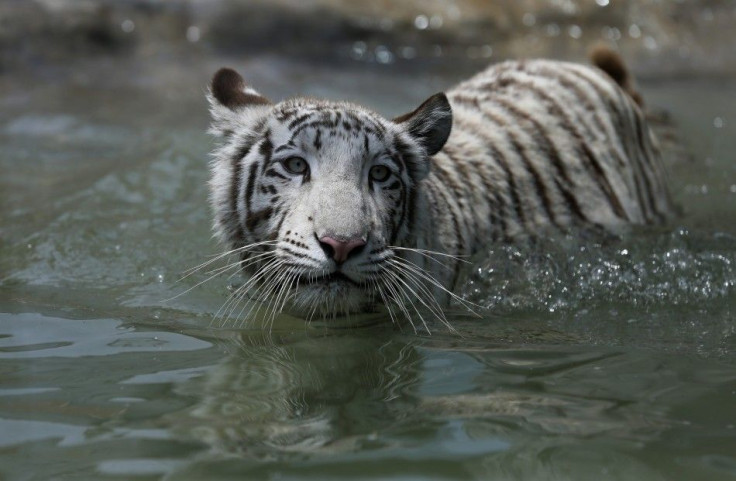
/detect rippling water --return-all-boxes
[1,56,735,479]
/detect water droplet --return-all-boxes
[729,185,736,193]
[596,0,610,6]
[429,15,444,29]
[714,117,725,129]
[121,19,135,33]
[351,41,367,60]
[568,25,582,39]
[414,15,429,30]
[481,45,493,58]
[643,36,658,51]
[375,46,394,64]
[522,13,536,27]
[628,24,641,39]
[186,26,200,43]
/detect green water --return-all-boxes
[1,57,735,480]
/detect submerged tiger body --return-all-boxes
[206,49,673,326]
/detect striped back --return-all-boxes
[418,59,673,257]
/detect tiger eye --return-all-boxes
[369,165,391,182]
[282,157,309,175]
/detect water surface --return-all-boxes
[1,56,735,480]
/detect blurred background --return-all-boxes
[2,0,736,76]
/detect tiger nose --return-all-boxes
[318,236,367,264]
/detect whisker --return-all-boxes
[369,273,400,327]
[388,257,482,315]
[170,249,279,305]
[180,240,279,280]
[386,262,457,333]
[379,274,415,332]
[264,268,300,329]
[383,269,431,334]
[214,258,282,328]
[164,255,260,304]
[234,260,288,328]
[389,245,472,264]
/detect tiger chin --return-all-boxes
[205,46,674,329]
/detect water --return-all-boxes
[2,55,736,480]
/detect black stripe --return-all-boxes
[243,161,260,224]
[389,183,407,245]
[274,143,294,154]
[271,212,287,241]
[405,186,418,244]
[508,77,629,221]
[493,96,590,225]
[264,168,288,180]
[443,141,506,241]
[455,114,529,232]
[258,136,273,160]
[383,180,401,191]
[246,207,272,231]
[563,66,651,219]
[472,100,561,230]
[290,119,337,139]
[436,183,465,285]
[230,139,254,243]
[392,137,413,175]
[288,112,315,130]
[279,245,318,261]
[631,110,664,222]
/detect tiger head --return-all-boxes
[207,68,452,320]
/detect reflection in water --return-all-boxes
[162,328,734,477]
[168,330,421,457]
[0,312,733,480]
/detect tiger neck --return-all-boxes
[400,177,469,290]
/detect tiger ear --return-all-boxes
[393,93,452,156]
[207,68,271,137]
[210,68,270,109]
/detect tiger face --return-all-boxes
[207,68,452,319]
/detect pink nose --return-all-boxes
[318,236,366,263]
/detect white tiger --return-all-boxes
[205,47,673,328]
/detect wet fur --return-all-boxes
[202,48,673,330]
